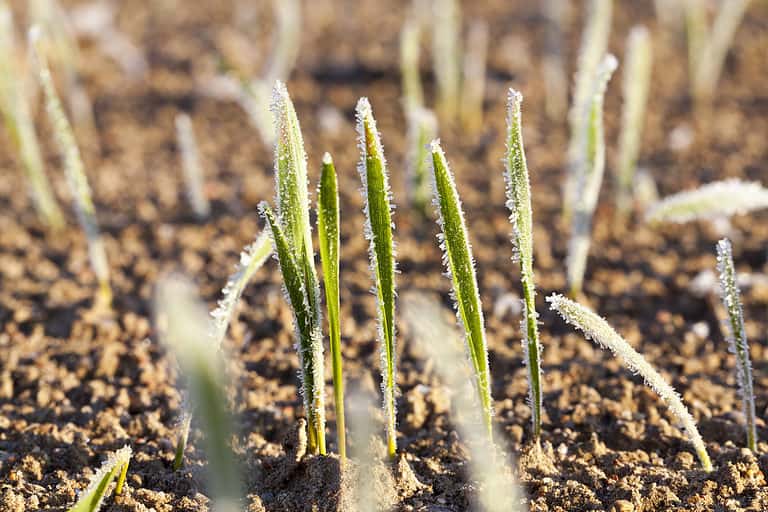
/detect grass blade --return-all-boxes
[29,26,112,309]
[0,3,63,229]
[504,90,543,439]
[616,26,652,215]
[645,179,768,224]
[317,152,345,461]
[566,54,617,297]
[429,140,493,439]
[260,203,326,454]
[460,20,488,132]
[547,294,713,472]
[715,238,757,451]
[155,277,243,510]
[175,113,211,219]
[400,16,423,112]
[432,0,461,123]
[67,446,132,512]
[356,98,398,457]
[406,106,438,214]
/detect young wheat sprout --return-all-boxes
[504,90,543,439]
[0,3,63,229]
[716,238,757,451]
[406,106,438,214]
[566,54,618,297]
[264,0,301,84]
[684,0,707,89]
[156,277,243,512]
[264,81,326,454]
[645,179,768,224]
[692,0,752,102]
[429,140,494,439]
[432,0,461,123]
[547,294,713,472]
[400,17,424,112]
[317,152,346,461]
[460,20,488,132]
[67,445,132,512]
[542,0,571,121]
[564,0,612,221]
[616,26,652,215]
[30,26,112,309]
[175,113,211,220]
[356,97,398,457]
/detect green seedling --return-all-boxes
[429,140,493,440]
[317,152,346,462]
[459,20,488,132]
[405,106,438,214]
[715,238,757,451]
[542,0,571,120]
[175,113,211,219]
[260,81,326,454]
[566,54,618,297]
[645,179,768,224]
[30,26,112,309]
[173,412,192,471]
[0,3,63,229]
[547,294,713,472]
[432,0,461,123]
[356,97,398,458]
[616,26,652,215]
[691,0,752,102]
[156,277,243,511]
[67,445,132,512]
[564,0,612,221]
[400,17,424,112]
[684,0,707,89]
[504,90,543,439]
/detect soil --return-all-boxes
[1,0,768,511]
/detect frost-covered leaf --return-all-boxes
[67,446,132,512]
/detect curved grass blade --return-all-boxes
[715,238,757,451]
[30,26,112,309]
[356,98,398,457]
[0,4,63,229]
[429,140,493,440]
[566,54,618,297]
[504,90,543,439]
[260,203,326,455]
[155,277,243,510]
[175,113,211,220]
[317,152,345,461]
[616,26,652,215]
[547,294,713,472]
[67,445,132,512]
[645,179,768,224]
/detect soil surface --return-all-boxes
[1,1,768,511]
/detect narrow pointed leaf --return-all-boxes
[67,446,132,512]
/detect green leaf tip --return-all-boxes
[547,293,713,472]
[504,88,543,438]
[67,445,132,512]
[429,139,494,440]
[355,97,398,457]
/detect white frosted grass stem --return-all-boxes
[645,179,768,224]
[406,106,438,213]
[429,140,494,439]
[241,79,275,145]
[504,90,543,438]
[210,231,273,347]
[692,0,752,102]
[356,98,398,458]
[564,0,612,221]
[715,238,757,451]
[542,0,571,121]
[547,294,713,472]
[566,54,617,297]
[264,0,301,84]
[684,0,707,87]
[460,20,488,132]
[175,113,211,220]
[616,26,652,215]
[0,3,63,229]
[402,292,524,512]
[432,0,461,123]
[30,26,112,309]
[66,445,132,512]
[400,18,424,112]
[155,277,243,512]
